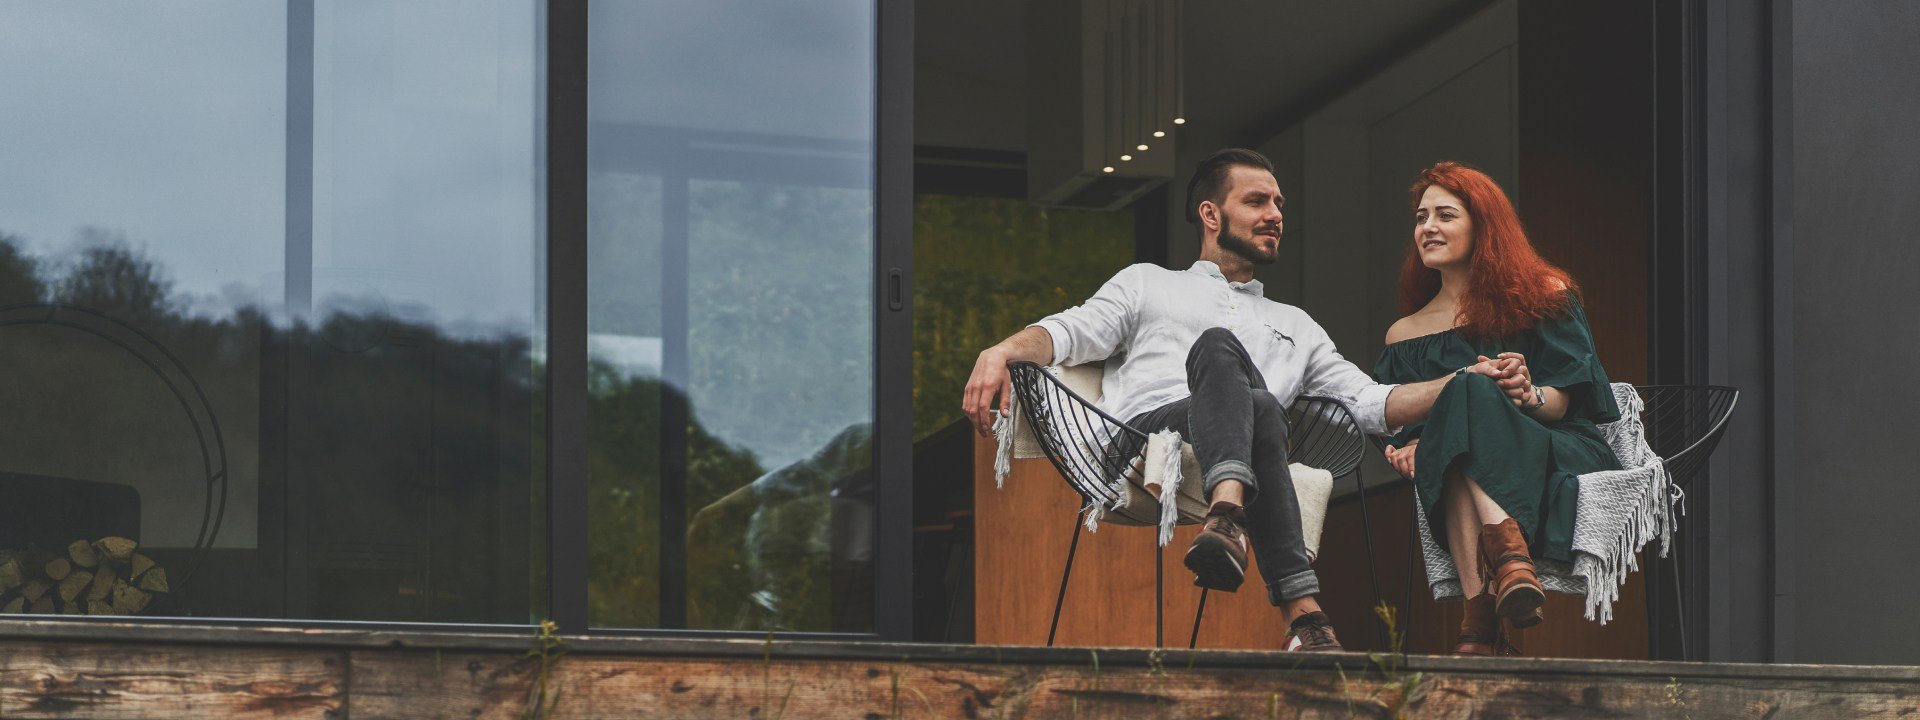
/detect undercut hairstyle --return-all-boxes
[1184,148,1275,224]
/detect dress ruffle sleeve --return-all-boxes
[1529,297,1620,426]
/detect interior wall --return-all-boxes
[1363,47,1518,363]
[1788,0,1920,665]
[1516,3,1652,386]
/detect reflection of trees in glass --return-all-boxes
[54,229,176,324]
[684,422,871,632]
[586,363,766,628]
[0,233,46,306]
[586,176,877,632]
[0,229,546,622]
[911,195,1134,439]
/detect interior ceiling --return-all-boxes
[916,0,1481,154]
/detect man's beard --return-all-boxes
[1218,213,1280,265]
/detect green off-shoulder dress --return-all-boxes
[1372,299,1622,563]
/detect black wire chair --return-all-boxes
[1007,361,1378,649]
[1636,385,1740,661]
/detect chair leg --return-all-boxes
[1047,518,1084,647]
[1354,466,1385,649]
[1672,548,1690,661]
[1646,550,1663,659]
[1155,533,1164,648]
[1403,501,1418,657]
[1189,588,1209,649]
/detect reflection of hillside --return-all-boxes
[0,227,853,627]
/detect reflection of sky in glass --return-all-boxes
[0,2,542,338]
[311,0,541,337]
[587,0,875,470]
[590,1,874,140]
[0,3,285,316]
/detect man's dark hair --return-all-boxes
[1184,148,1275,224]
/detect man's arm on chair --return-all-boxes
[961,264,1147,437]
[963,326,1055,436]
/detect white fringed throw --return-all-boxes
[1414,383,1679,624]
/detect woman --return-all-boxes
[1374,162,1621,657]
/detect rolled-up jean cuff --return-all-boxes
[1202,460,1257,497]
[1267,569,1320,604]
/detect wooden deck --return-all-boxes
[0,620,1914,718]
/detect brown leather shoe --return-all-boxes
[1285,611,1343,652]
[1478,518,1545,629]
[1452,593,1522,656]
[1185,502,1249,592]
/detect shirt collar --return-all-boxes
[1187,260,1265,297]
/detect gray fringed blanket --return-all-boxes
[1416,382,1681,624]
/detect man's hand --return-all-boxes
[962,348,1015,437]
[960,326,1057,437]
[1383,439,1419,480]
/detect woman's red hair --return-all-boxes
[1399,162,1576,339]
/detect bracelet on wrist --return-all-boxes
[1521,385,1546,413]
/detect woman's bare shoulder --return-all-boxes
[1387,306,1454,344]
[1384,315,1424,344]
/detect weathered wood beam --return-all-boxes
[0,622,1914,718]
[0,643,340,719]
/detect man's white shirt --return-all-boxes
[1030,260,1398,435]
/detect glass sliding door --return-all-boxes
[0,0,546,623]
[585,1,879,631]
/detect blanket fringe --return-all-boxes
[991,410,1014,489]
[1150,429,1184,547]
[1574,393,1680,625]
[1081,497,1105,532]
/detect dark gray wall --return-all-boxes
[1365,47,1517,362]
[1693,0,1790,664]
[1788,0,1920,665]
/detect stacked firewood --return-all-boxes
[0,537,169,616]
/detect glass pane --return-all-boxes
[0,1,545,623]
[587,0,877,631]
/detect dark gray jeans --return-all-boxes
[1127,327,1319,604]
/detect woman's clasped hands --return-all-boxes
[1380,351,1539,479]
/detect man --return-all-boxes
[961,148,1510,651]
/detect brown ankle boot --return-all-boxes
[1451,593,1500,656]
[1478,518,1545,629]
